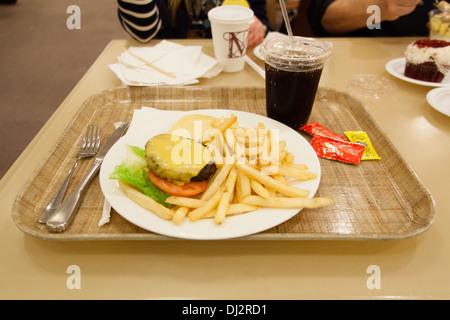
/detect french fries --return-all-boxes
[276,166,318,181]
[214,190,233,225]
[118,181,174,220]
[173,206,189,225]
[242,195,334,209]
[236,163,310,198]
[250,179,270,199]
[189,190,223,222]
[166,196,205,208]
[119,114,334,226]
[200,164,233,201]
[212,114,238,132]
[203,203,259,219]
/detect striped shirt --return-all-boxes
[117,0,271,42]
[118,0,162,42]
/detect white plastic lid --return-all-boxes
[260,35,333,71]
[208,5,254,24]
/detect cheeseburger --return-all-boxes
[143,114,222,197]
[145,133,216,196]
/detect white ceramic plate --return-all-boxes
[426,87,450,116]
[253,44,263,60]
[99,109,321,240]
[385,58,450,87]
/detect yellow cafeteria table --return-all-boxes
[1,38,449,299]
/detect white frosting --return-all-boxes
[405,42,450,74]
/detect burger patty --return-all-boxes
[147,155,216,183]
[190,162,216,182]
[145,134,216,183]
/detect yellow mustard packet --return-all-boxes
[344,131,381,160]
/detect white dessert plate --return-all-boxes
[253,43,263,60]
[385,58,450,87]
[99,109,322,240]
[426,87,450,116]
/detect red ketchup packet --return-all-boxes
[301,122,365,165]
[310,135,365,165]
[300,122,349,142]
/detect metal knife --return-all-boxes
[46,122,130,232]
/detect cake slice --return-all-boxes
[404,39,450,83]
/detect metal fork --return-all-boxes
[37,124,102,223]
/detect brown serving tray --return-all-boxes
[12,87,436,241]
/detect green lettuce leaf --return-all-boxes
[109,145,171,207]
[125,144,146,160]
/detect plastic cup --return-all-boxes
[429,8,450,41]
[208,5,254,72]
[260,36,332,129]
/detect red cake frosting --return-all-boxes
[404,39,450,82]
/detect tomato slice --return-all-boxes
[147,170,208,196]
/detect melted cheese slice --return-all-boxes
[168,114,218,142]
[145,134,212,183]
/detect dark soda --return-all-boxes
[265,63,323,129]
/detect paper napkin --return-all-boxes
[109,40,223,86]
[98,121,126,227]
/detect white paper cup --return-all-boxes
[208,5,254,72]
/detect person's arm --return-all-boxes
[248,17,266,49]
[248,0,272,31]
[117,0,163,43]
[321,0,423,35]
[247,0,271,48]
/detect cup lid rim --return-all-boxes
[208,5,254,24]
[260,36,333,65]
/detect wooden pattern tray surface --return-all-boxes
[12,87,436,241]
